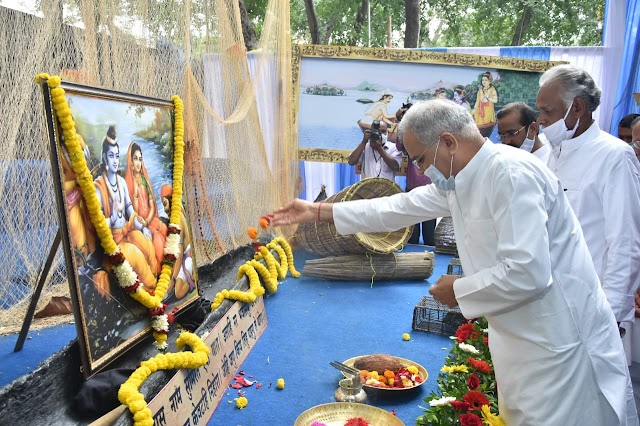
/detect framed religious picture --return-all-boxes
[292,45,564,171]
[38,78,199,378]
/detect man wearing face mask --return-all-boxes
[271,99,637,425]
[536,65,640,358]
[496,102,551,164]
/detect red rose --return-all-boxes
[467,374,480,390]
[467,357,492,374]
[451,400,469,412]
[459,413,483,426]
[455,323,475,343]
[463,390,490,411]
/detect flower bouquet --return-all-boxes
[416,318,505,426]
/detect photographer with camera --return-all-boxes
[348,119,402,181]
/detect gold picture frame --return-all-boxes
[292,44,564,164]
[40,81,200,378]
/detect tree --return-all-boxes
[244,0,605,48]
[404,0,420,48]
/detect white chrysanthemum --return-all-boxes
[459,342,480,354]
[151,314,169,332]
[153,340,168,350]
[428,396,457,407]
[482,328,489,333]
[113,261,136,288]
[164,233,181,257]
[169,223,181,231]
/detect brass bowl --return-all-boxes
[294,402,405,426]
[341,355,428,394]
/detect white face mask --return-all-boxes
[540,101,579,149]
[520,125,535,153]
[424,138,455,191]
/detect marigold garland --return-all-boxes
[118,332,210,426]
[210,236,299,311]
[35,73,186,350]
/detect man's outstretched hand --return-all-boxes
[270,199,315,227]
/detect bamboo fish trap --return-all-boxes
[302,252,434,281]
[294,178,412,256]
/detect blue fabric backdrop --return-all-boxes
[610,0,640,134]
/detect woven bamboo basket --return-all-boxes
[434,216,458,255]
[302,252,434,281]
[294,178,412,256]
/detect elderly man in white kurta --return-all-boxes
[272,99,637,425]
[537,65,640,360]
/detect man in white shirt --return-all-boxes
[347,122,402,181]
[536,65,640,348]
[496,101,551,164]
[273,99,637,425]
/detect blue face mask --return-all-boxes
[424,138,455,191]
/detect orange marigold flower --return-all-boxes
[247,227,259,239]
[384,370,395,379]
[259,217,270,229]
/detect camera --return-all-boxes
[369,119,382,143]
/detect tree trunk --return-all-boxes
[238,0,258,51]
[349,0,369,46]
[404,0,420,48]
[511,3,533,46]
[304,0,321,44]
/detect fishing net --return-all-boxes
[0,0,297,333]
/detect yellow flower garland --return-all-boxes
[210,236,298,310]
[118,332,210,426]
[35,73,186,349]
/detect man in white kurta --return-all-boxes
[272,99,637,425]
[537,65,640,359]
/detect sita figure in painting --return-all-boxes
[125,142,167,274]
[92,126,158,296]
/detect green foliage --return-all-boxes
[245,0,604,47]
[416,318,504,426]
[423,0,604,47]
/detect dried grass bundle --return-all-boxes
[302,252,434,281]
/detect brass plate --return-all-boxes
[342,355,428,393]
[294,402,405,426]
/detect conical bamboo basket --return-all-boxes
[294,178,412,256]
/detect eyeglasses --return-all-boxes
[411,137,441,169]
[632,140,640,150]
[411,145,430,168]
[496,125,527,142]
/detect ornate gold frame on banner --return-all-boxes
[292,44,565,166]
[39,81,200,378]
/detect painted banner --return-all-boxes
[146,298,268,425]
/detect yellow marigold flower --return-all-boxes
[235,396,248,409]
[277,378,285,389]
[481,405,506,426]
[402,333,411,341]
[407,365,419,375]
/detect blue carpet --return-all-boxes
[0,245,455,425]
[209,245,453,426]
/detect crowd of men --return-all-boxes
[281,64,640,425]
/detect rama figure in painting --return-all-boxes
[92,126,158,296]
